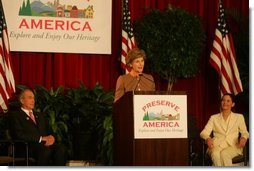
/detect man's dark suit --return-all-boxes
[8,109,67,166]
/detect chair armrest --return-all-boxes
[12,140,29,146]
[0,139,14,144]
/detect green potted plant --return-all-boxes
[33,86,71,143]
[67,83,114,165]
[134,5,206,91]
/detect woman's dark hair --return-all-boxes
[221,93,235,103]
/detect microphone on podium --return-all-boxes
[140,73,154,83]
[134,73,143,91]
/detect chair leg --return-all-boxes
[202,141,206,166]
[26,143,29,166]
[12,143,15,166]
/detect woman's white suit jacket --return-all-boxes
[200,112,249,153]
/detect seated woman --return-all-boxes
[200,93,249,166]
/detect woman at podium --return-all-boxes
[114,48,155,102]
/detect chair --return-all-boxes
[0,112,13,166]
[202,138,248,166]
[232,142,248,166]
[0,156,13,166]
[189,138,199,166]
[0,137,34,166]
[0,139,14,165]
[0,112,36,166]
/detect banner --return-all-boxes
[2,0,112,54]
[134,94,188,139]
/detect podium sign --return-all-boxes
[113,91,189,166]
[134,94,187,139]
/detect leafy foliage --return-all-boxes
[34,86,70,143]
[134,6,206,90]
[67,83,114,165]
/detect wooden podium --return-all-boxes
[113,91,189,166]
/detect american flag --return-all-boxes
[209,0,243,96]
[0,1,15,111]
[121,0,136,73]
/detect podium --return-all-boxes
[113,91,189,166]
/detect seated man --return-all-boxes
[8,88,67,166]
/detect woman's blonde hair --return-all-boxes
[126,48,146,65]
